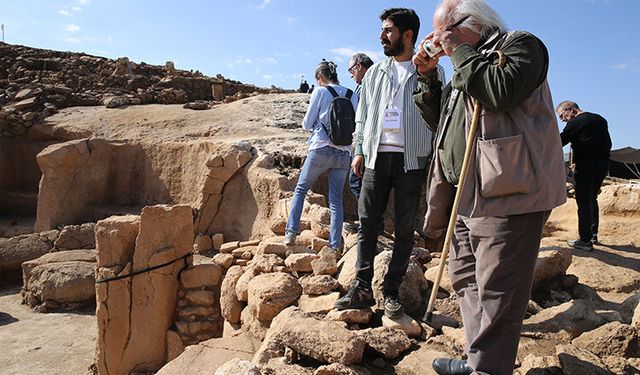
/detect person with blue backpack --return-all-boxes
[283,60,358,254]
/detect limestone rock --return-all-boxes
[298,292,340,314]
[571,321,639,358]
[372,250,428,316]
[300,275,340,295]
[556,344,610,375]
[285,253,318,273]
[325,308,373,325]
[357,327,412,359]
[54,223,96,250]
[156,333,261,374]
[247,272,302,323]
[181,263,222,289]
[95,205,194,375]
[441,326,466,353]
[262,358,313,375]
[0,230,57,275]
[221,266,245,324]
[305,204,331,225]
[211,233,225,251]
[315,363,371,375]
[256,240,289,258]
[21,250,96,311]
[254,307,365,366]
[311,247,338,276]
[393,342,449,375]
[269,217,288,235]
[166,330,184,362]
[425,265,453,294]
[214,359,260,375]
[194,233,213,253]
[518,354,562,375]
[381,314,422,337]
[213,253,235,269]
[532,247,572,291]
[523,300,606,339]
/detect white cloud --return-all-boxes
[65,24,80,32]
[257,0,272,9]
[264,57,277,64]
[72,6,82,11]
[234,57,253,65]
[58,10,71,16]
[612,58,640,73]
[330,47,385,63]
[78,0,90,4]
[286,17,295,26]
[65,37,81,43]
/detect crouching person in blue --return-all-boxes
[283,60,358,254]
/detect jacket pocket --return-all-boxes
[476,134,534,198]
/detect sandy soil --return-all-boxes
[0,284,97,375]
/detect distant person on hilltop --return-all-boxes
[557,101,612,251]
[299,80,309,93]
[307,84,315,94]
[283,60,358,254]
[412,0,566,373]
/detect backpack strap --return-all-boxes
[325,85,339,98]
[345,89,353,99]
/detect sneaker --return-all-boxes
[334,280,375,310]
[343,221,359,234]
[383,294,404,318]
[591,235,600,245]
[283,232,297,246]
[567,239,593,251]
[329,246,343,259]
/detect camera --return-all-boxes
[423,40,442,58]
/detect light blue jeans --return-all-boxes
[286,146,350,249]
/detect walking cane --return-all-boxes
[424,99,482,322]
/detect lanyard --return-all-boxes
[388,65,412,108]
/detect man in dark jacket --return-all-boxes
[557,101,612,251]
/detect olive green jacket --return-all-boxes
[414,30,566,238]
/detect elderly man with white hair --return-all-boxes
[413,0,566,374]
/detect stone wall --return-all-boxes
[95,205,199,375]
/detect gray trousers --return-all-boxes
[449,210,550,375]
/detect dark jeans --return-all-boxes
[349,167,384,233]
[574,160,608,242]
[355,152,424,295]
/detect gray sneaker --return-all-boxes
[383,294,404,318]
[568,239,593,251]
[283,232,297,246]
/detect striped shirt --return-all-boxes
[353,58,434,171]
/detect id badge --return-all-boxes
[383,108,402,133]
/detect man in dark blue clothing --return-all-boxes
[557,101,612,251]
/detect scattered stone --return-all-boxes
[300,275,340,296]
[425,265,453,294]
[518,353,562,375]
[285,253,318,273]
[263,358,313,375]
[247,272,302,323]
[221,241,241,253]
[572,321,639,358]
[532,247,572,291]
[357,327,412,359]
[180,263,222,289]
[556,344,610,375]
[183,101,209,110]
[54,223,96,250]
[193,233,213,254]
[214,358,260,375]
[381,314,422,337]
[212,233,225,251]
[298,292,340,314]
[213,253,235,269]
[326,308,373,325]
[523,300,606,339]
[314,363,371,375]
[311,247,338,276]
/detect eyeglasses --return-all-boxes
[348,62,358,73]
[445,14,470,31]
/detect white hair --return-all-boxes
[439,0,507,39]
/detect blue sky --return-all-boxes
[2,0,639,148]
